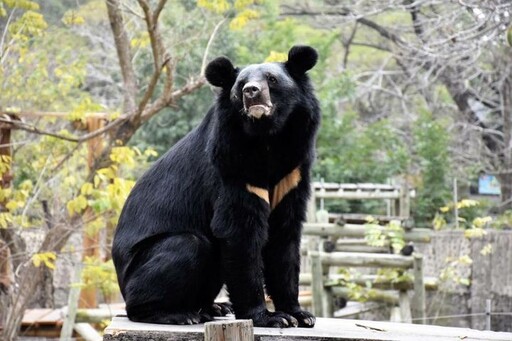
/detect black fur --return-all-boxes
[112,46,320,328]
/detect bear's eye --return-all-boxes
[267,74,278,84]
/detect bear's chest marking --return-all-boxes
[246,167,301,209]
[246,184,270,204]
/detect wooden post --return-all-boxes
[310,252,324,317]
[411,253,426,324]
[399,178,410,218]
[306,183,316,223]
[60,264,82,340]
[322,286,334,318]
[485,299,491,331]
[453,178,459,229]
[398,290,412,323]
[79,117,105,309]
[204,320,253,341]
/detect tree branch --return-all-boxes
[136,0,173,123]
[106,0,138,115]
[0,114,129,143]
[201,18,227,76]
[341,22,358,69]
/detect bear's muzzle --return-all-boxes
[242,81,273,119]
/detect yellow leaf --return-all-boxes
[197,0,231,14]
[32,252,57,270]
[81,182,94,195]
[464,227,487,239]
[229,9,259,31]
[472,216,492,229]
[265,51,287,63]
[480,243,493,256]
[458,255,473,265]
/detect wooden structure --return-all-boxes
[301,181,433,323]
[307,181,414,219]
[13,306,123,340]
[103,316,512,341]
[308,251,427,323]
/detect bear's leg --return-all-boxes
[212,183,299,328]
[123,233,223,325]
[264,178,316,328]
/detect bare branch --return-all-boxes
[0,114,129,143]
[201,18,227,76]
[106,0,138,114]
[341,22,358,69]
[153,0,167,23]
[136,0,174,122]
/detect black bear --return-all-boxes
[112,45,320,328]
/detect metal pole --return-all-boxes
[485,299,491,331]
[453,178,459,229]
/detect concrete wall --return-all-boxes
[418,230,512,331]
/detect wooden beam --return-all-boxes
[309,251,414,269]
[331,287,399,304]
[298,273,438,291]
[303,223,432,243]
[73,323,102,341]
[104,316,512,340]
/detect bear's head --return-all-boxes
[205,45,318,135]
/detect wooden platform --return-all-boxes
[104,316,512,341]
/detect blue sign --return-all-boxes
[478,174,500,195]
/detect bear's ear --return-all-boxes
[285,45,318,76]
[205,57,237,89]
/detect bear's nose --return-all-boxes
[243,82,261,99]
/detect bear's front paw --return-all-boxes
[206,302,234,317]
[289,310,316,328]
[250,310,298,328]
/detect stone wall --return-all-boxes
[418,230,512,331]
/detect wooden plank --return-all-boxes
[315,191,401,200]
[328,213,409,224]
[303,223,432,243]
[104,316,512,341]
[310,251,414,269]
[334,244,390,253]
[313,182,398,191]
[300,273,438,291]
[331,287,399,304]
[22,308,54,325]
[37,309,63,325]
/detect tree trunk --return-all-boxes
[498,173,512,212]
[498,78,512,212]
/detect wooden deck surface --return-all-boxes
[104,316,512,341]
